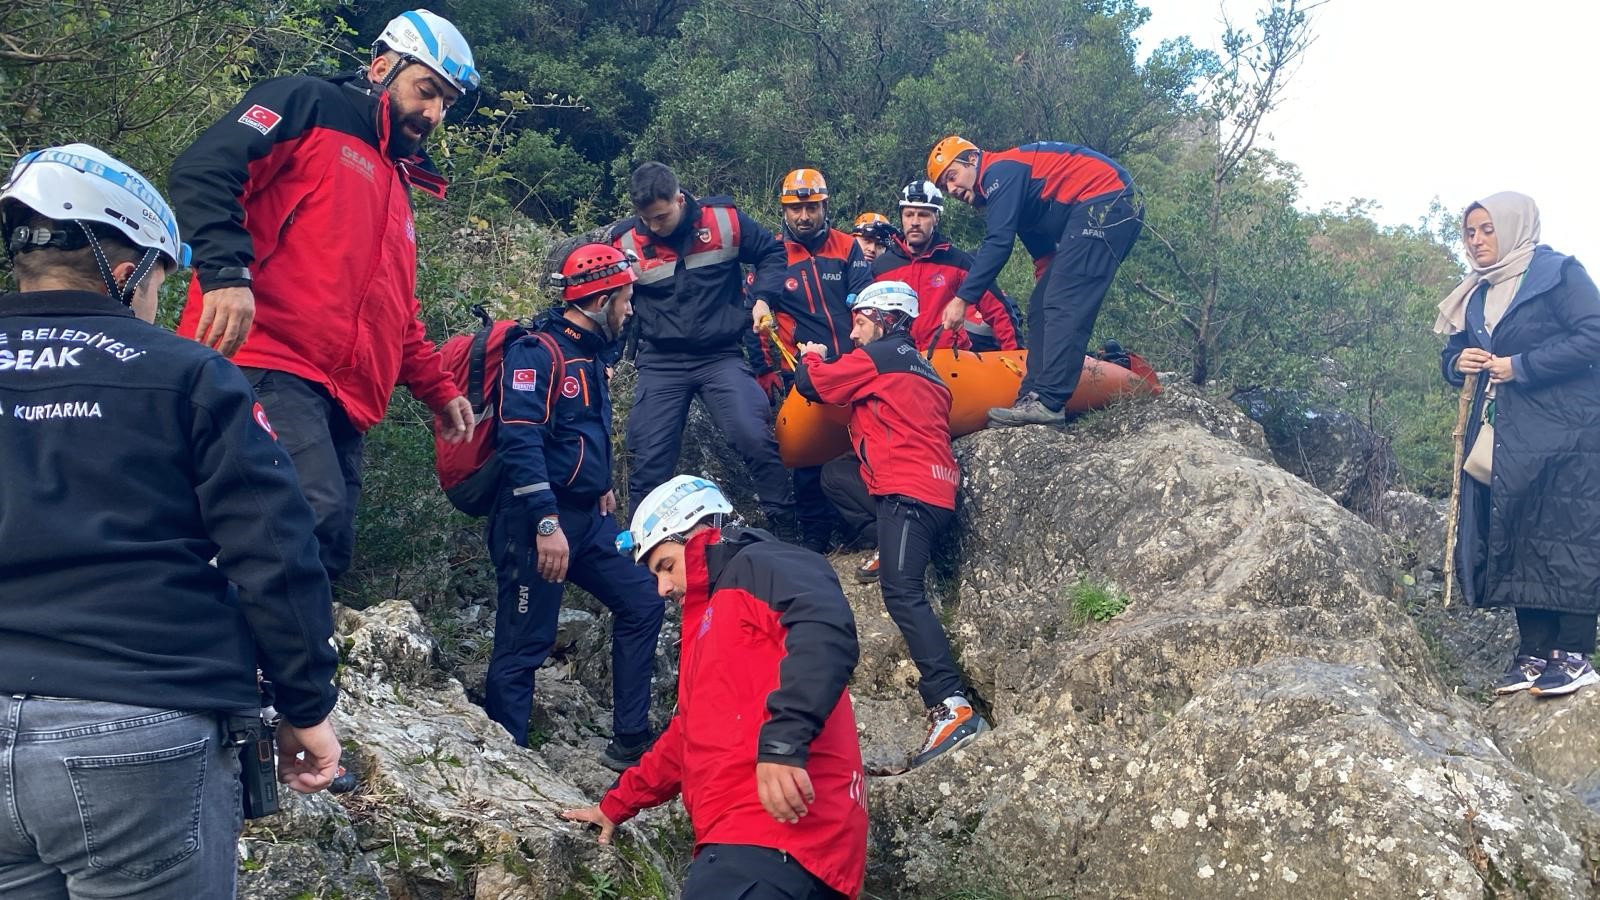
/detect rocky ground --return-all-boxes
[241,385,1600,899]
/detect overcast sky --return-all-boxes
[1137,0,1600,264]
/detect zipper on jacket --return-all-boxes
[809,257,842,356]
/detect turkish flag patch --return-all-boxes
[252,402,278,439]
[511,369,537,392]
[238,104,283,135]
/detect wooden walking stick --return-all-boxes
[1442,371,1479,608]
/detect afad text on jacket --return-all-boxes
[958,140,1134,305]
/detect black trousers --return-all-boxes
[819,455,875,548]
[1022,189,1143,411]
[241,368,364,582]
[626,351,794,519]
[681,844,844,899]
[878,494,962,707]
[1516,607,1599,655]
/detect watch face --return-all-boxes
[538,518,558,535]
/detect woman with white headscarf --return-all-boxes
[1438,191,1600,697]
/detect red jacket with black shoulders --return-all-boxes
[795,332,960,511]
[600,527,867,898]
[169,73,458,432]
[871,233,1020,351]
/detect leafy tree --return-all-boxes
[1,0,345,180]
[1126,0,1313,386]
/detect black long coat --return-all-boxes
[1443,246,1600,615]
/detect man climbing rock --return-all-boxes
[796,280,990,768]
[563,476,866,898]
[929,136,1143,425]
[483,241,664,771]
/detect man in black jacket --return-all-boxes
[610,162,798,535]
[0,144,341,896]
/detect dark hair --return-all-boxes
[629,161,680,210]
[4,209,140,291]
[955,149,979,166]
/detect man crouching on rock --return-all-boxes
[562,475,867,898]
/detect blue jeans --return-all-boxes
[0,697,242,899]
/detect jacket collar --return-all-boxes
[1514,245,1566,307]
[539,308,607,352]
[333,73,450,200]
[0,290,135,318]
[783,222,830,253]
[973,151,993,202]
[1464,245,1569,346]
[889,232,951,263]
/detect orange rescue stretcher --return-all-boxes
[775,348,1159,468]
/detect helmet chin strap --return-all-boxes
[378,55,409,89]
[577,298,620,342]
[79,222,158,307]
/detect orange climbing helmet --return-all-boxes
[780,168,829,204]
[851,212,890,234]
[927,135,979,186]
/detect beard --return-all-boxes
[386,103,433,159]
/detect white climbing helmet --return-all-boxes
[617,475,733,564]
[1,143,188,270]
[374,9,480,93]
[851,280,919,319]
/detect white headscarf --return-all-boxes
[1433,191,1541,334]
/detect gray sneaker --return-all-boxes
[987,392,1064,427]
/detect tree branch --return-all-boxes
[1132,279,1202,339]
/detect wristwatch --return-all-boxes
[537,515,560,536]
[214,266,252,284]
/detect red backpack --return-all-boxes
[434,305,564,517]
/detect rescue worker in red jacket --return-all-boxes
[872,179,1021,353]
[609,162,799,537]
[929,136,1144,425]
[850,212,896,264]
[795,281,991,769]
[168,10,478,582]
[562,475,867,899]
[765,169,873,552]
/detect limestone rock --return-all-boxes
[847,390,1600,899]
[241,600,683,899]
[1488,690,1600,811]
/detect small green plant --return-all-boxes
[1067,579,1129,624]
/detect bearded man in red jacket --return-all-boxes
[562,475,868,899]
[168,10,478,581]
